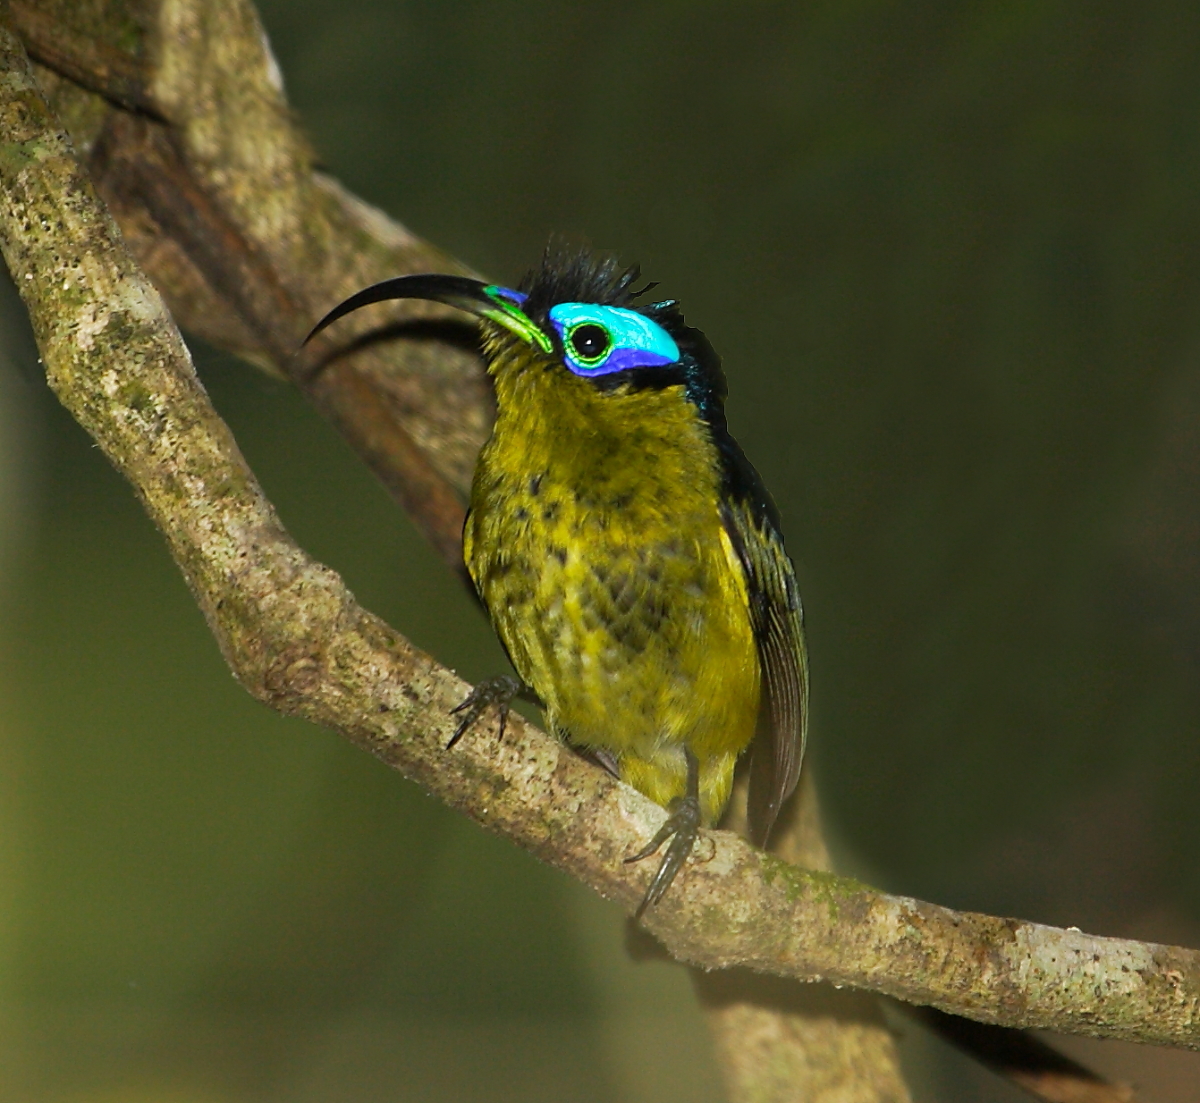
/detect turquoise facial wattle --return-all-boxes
[548,302,681,376]
[472,286,681,376]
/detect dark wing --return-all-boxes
[721,496,808,848]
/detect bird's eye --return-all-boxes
[568,323,611,364]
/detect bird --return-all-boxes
[306,244,808,918]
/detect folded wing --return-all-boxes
[721,497,808,847]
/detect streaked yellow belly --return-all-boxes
[464,374,761,823]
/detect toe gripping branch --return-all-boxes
[450,685,702,920]
[625,750,702,920]
[447,674,531,748]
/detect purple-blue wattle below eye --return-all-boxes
[569,324,611,361]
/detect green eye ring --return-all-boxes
[566,321,613,366]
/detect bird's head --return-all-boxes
[306,244,729,420]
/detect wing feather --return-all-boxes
[721,498,808,847]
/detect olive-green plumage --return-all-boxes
[465,327,761,824]
[306,244,808,913]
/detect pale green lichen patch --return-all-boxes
[698,903,733,945]
[1017,926,1155,1006]
[205,467,250,501]
[117,376,153,412]
[1136,954,1200,1022]
[759,855,865,917]
[0,136,47,176]
[72,301,111,350]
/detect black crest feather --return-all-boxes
[518,242,726,411]
[519,239,643,319]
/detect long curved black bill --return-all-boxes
[303,274,549,352]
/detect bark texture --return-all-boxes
[698,773,913,1102]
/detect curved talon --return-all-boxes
[625,793,702,920]
[448,675,523,748]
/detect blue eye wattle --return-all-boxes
[550,303,680,376]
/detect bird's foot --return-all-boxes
[625,793,702,920]
[447,674,525,749]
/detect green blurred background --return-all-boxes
[3,1,1200,1099]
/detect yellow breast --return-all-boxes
[464,347,761,823]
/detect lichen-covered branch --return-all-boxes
[0,19,1197,1065]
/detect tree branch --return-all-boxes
[1,17,1198,1063]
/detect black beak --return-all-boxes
[304,274,546,350]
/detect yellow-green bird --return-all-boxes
[308,245,808,916]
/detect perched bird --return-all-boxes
[307,245,808,917]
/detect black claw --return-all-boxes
[448,675,523,749]
[625,794,702,920]
[625,750,704,920]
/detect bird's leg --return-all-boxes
[625,750,702,920]
[447,675,537,748]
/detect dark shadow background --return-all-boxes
[2,2,1200,1100]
